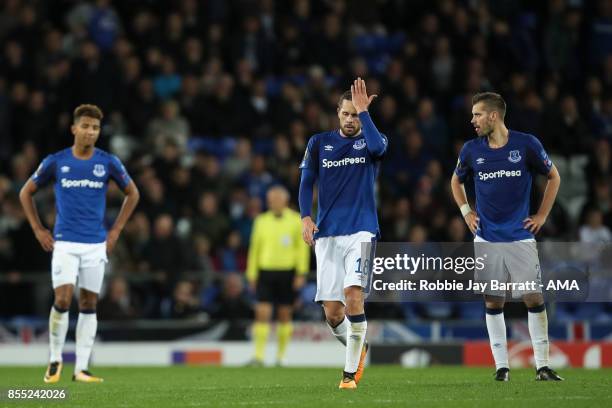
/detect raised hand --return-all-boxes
[351,77,377,113]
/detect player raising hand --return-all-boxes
[299,78,387,389]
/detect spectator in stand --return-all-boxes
[142,214,189,285]
[241,154,275,204]
[579,207,612,243]
[163,280,201,319]
[192,191,230,250]
[146,100,190,155]
[209,273,253,320]
[217,230,247,273]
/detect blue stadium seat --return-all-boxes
[188,136,237,158]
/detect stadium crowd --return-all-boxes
[0,0,611,321]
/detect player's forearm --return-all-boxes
[451,174,475,218]
[299,169,315,217]
[450,174,469,207]
[111,186,140,232]
[19,183,44,232]
[358,111,386,157]
[536,170,561,218]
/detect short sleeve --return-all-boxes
[526,135,553,175]
[108,155,131,190]
[454,143,472,183]
[299,135,319,172]
[31,155,56,186]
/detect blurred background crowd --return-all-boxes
[0,0,611,322]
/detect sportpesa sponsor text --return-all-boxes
[322,157,367,168]
[60,178,104,188]
[478,169,522,181]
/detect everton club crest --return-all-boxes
[353,139,366,150]
[508,150,521,163]
[93,164,106,177]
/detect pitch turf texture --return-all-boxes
[1,366,611,407]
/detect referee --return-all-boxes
[247,186,310,366]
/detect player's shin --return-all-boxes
[49,305,69,363]
[344,314,367,374]
[486,308,509,369]
[75,309,98,373]
[327,317,348,346]
[528,304,549,370]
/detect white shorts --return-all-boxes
[314,231,375,303]
[474,235,542,297]
[51,241,108,294]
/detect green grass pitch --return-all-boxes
[1,366,611,407]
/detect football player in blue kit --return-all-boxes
[19,104,140,383]
[451,92,563,381]
[299,78,387,389]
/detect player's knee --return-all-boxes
[326,316,344,327]
[344,286,362,299]
[523,293,544,308]
[485,298,504,310]
[485,302,504,310]
[79,297,98,311]
[344,291,364,315]
[345,303,364,316]
[485,300,504,314]
[484,295,505,310]
[324,310,344,326]
[79,304,97,313]
[54,297,71,310]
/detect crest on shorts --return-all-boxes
[93,164,106,177]
[508,150,521,163]
[353,139,366,150]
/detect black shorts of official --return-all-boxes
[256,270,296,305]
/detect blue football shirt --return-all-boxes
[299,127,387,239]
[455,130,553,242]
[31,147,132,244]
